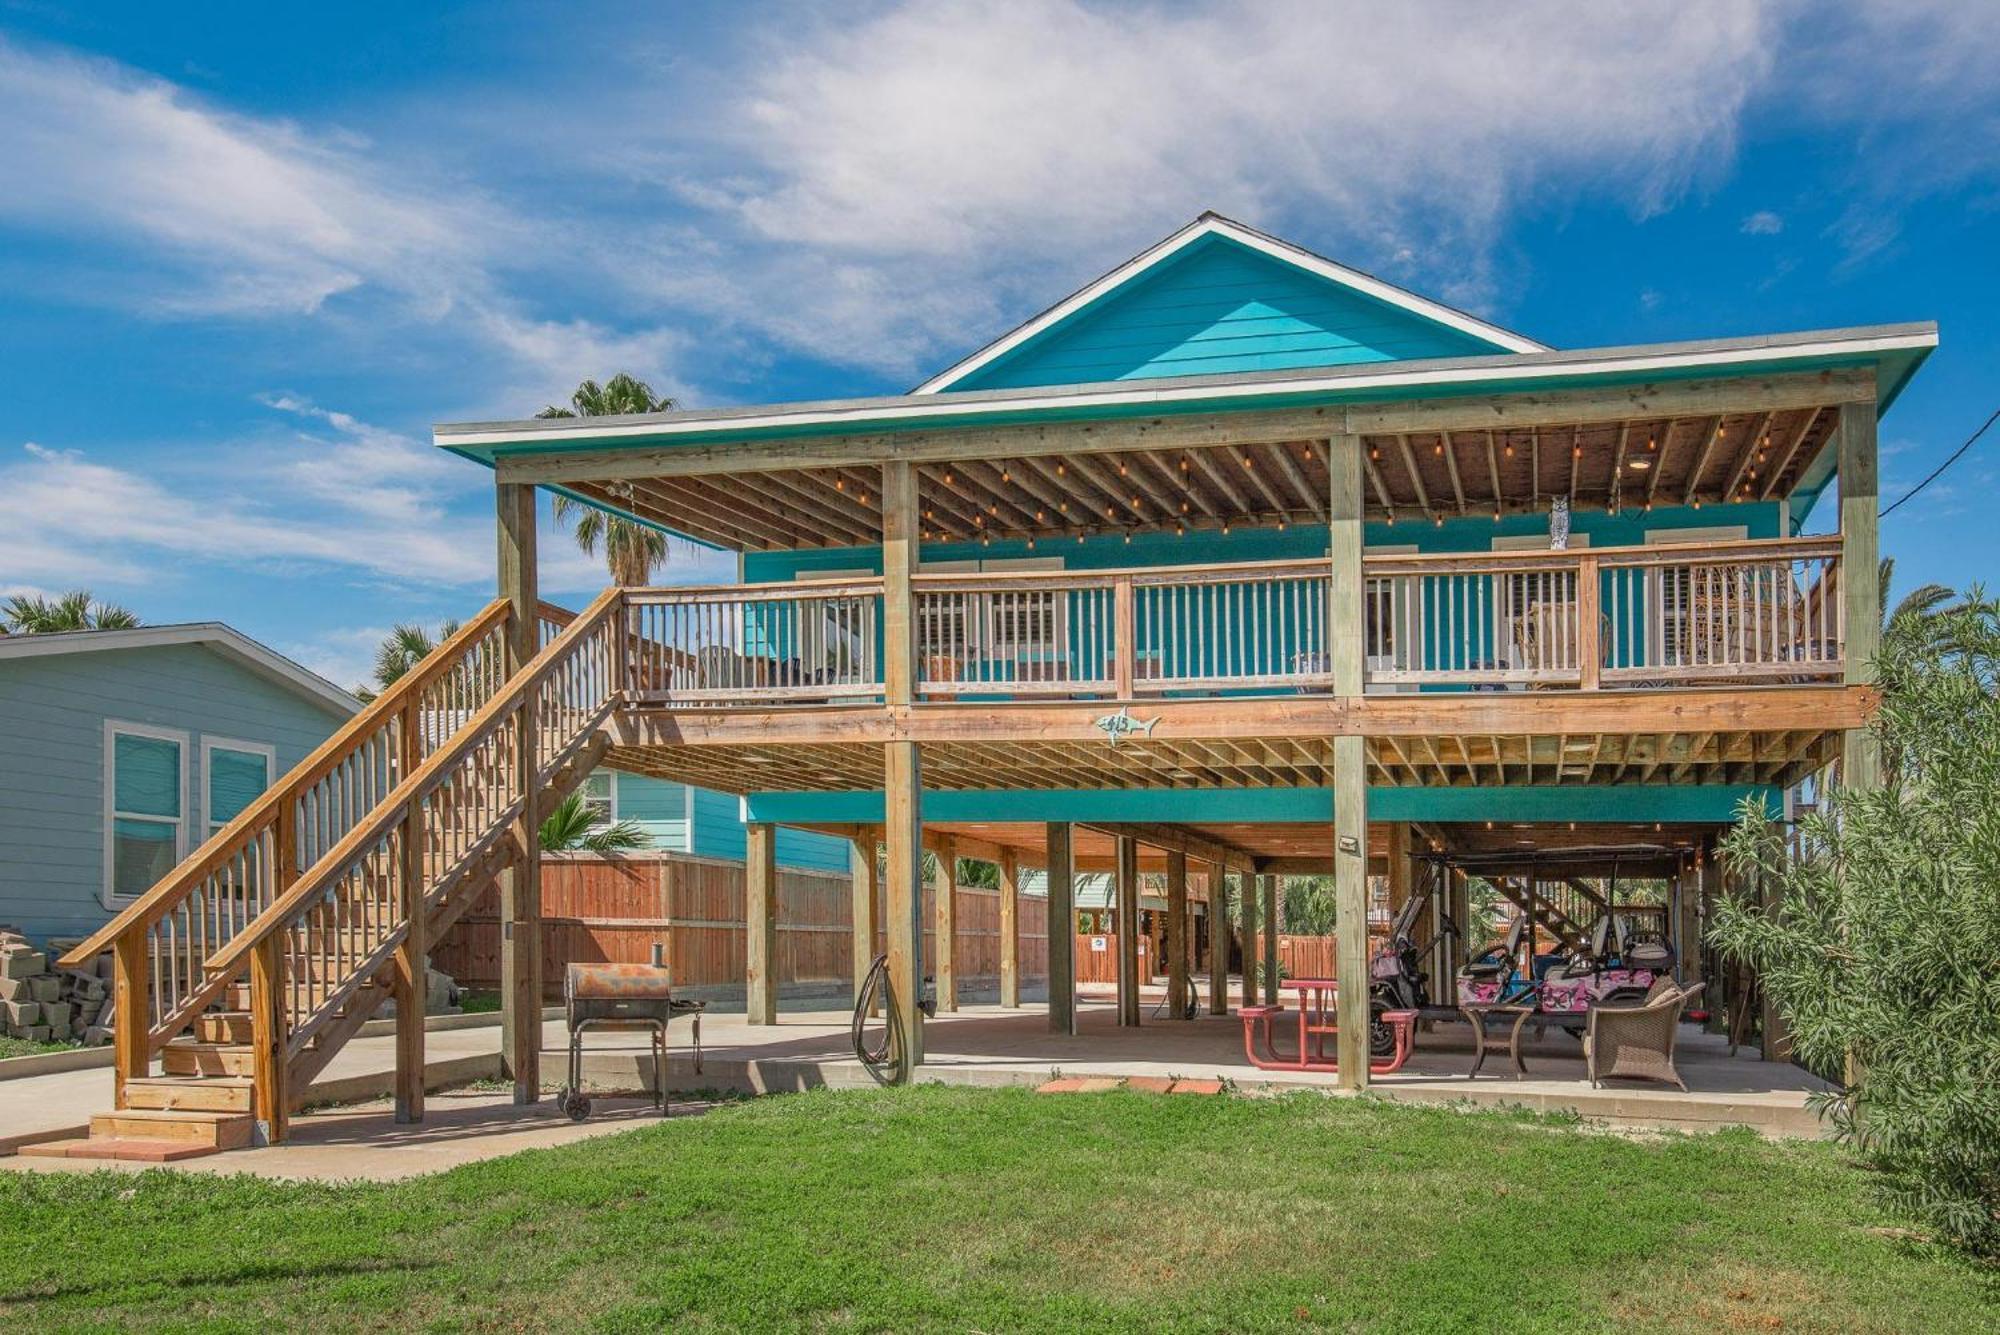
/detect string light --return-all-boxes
[1026,536,1036,550]
[1001,468,1011,482]
[1105,505,1115,518]
[1369,446,1381,461]
[1241,453,1254,468]
[1277,518,1288,531]
[1180,455,1191,473]
[1176,523,1186,537]
[1056,461,1066,476]
[1076,532,1085,545]
[859,492,869,505]
[1131,496,1141,508]
[1123,531,1132,544]
[1222,522,1232,535]
[1434,514,1444,527]
[1035,508,1046,522]
[1433,440,1444,456]
[943,471,953,484]
[1059,501,1068,512]
[1302,445,1314,461]
[1118,461,1129,477]
[1504,439,1515,458]
[1647,435,1657,452]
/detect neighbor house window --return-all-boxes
[203,739,274,838]
[105,723,187,904]
[580,771,615,825]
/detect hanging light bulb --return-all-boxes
[1035,508,1046,523]
[1180,455,1191,473]
[1434,514,1444,527]
[1105,505,1115,518]
[1001,468,1011,482]
[859,491,869,505]
[1504,440,1515,458]
[1370,445,1381,461]
[1222,522,1232,535]
[1076,532,1086,545]
[1241,453,1254,468]
[1026,536,1036,550]
[1176,523,1186,537]
[1302,445,1314,461]
[1058,501,1068,513]
[835,477,845,491]
[1277,518,1288,531]
[1123,531,1132,544]
[1180,501,1190,514]
[943,471,954,485]
[1056,461,1066,476]
[1118,461,1128,477]
[1647,435,1657,452]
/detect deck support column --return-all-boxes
[746,823,778,1024]
[1205,860,1229,1014]
[999,849,1021,1008]
[1839,398,1882,790]
[1115,834,1140,1026]
[1329,432,1371,1088]
[1261,875,1280,1004]
[850,827,880,1009]
[936,838,958,1012]
[1165,850,1189,1019]
[1238,870,1258,1009]
[496,479,542,1104]
[1046,823,1076,1034]
[882,459,923,1073]
[393,794,427,1124]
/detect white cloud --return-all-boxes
[1741,210,1785,235]
[634,0,1777,375]
[0,35,689,401]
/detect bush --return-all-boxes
[1712,590,2000,1254]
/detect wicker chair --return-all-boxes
[1583,979,1704,1091]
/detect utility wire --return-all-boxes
[1879,407,2000,518]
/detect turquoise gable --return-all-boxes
[945,234,1514,392]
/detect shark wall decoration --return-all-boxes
[1093,706,1159,747]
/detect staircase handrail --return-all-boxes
[59,599,516,969]
[202,587,623,978]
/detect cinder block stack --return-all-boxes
[0,929,112,1048]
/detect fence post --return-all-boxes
[1576,554,1602,690]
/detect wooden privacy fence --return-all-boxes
[433,852,1049,998]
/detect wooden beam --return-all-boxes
[1333,735,1369,1088]
[936,836,958,1012]
[1761,406,1823,501]
[882,462,917,706]
[1166,849,1189,1019]
[746,823,778,1025]
[1346,369,1874,437]
[1682,416,1728,505]
[885,741,923,1071]
[495,480,541,1104]
[1393,435,1433,517]
[1839,399,1883,791]
[1205,861,1230,1015]
[1720,410,1774,503]
[1115,834,1140,1026]
[850,828,880,1008]
[1438,432,1467,514]
[1046,823,1076,1035]
[1238,858,1258,1010]
[999,848,1021,1008]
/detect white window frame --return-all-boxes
[913,556,1067,680]
[200,736,276,839]
[103,720,189,910]
[580,770,618,827]
[1644,525,1749,666]
[794,567,877,687]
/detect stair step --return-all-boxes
[124,1076,257,1113]
[91,1108,255,1150]
[198,1011,255,1043]
[161,1041,257,1077]
[18,1136,220,1163]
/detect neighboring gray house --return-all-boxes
[575,768,851,873]
[0,623,359,943]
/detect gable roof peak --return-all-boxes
[913,212,1548,395]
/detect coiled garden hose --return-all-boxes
[852,953,909,1085]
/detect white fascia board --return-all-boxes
[434,326,1938,454]
[0,624,362,716]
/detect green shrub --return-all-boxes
[1712,590,2000,1255]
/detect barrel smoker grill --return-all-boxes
[558,953,705,1122]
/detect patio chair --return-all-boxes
[1583,979,1704,1091]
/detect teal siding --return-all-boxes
[947,235,1507,391]
[605,770,689,850]
[0,643,350,943]
[688,787,851,873]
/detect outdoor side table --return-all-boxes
[1460,1003,1534,1078]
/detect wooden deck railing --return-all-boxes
[608,536,1843,707]
[59,601,520,1097]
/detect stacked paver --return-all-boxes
[1,929,111,1046]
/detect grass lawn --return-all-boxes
[0,1036,76,1061]
[0,1086,1993,1332]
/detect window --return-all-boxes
[1493,534,1589,672]
[105,723,187,905]
[1644,526,1748,666]
[794,569,877,684]
[580,771,615,826]
[203,739,274,838]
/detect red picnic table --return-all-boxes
[1238,977,1418,1075]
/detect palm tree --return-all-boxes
[354,620,460,702]
[2,590,140,634]
[1881,557,1956,636]
[537,373,675,587]
[539,792,649,853]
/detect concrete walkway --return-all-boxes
[1,986,1830,1179]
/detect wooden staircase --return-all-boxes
[1488,875,1605,953]
[33,592,627,1163]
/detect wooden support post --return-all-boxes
[393,796,426,1124]
[1046,823,1076,1035]
[248,934,288,1143]
[1261,875,1280,1005]
[1576,553,1602,690]
[746,822,778,1025]
[936,837,958,1012]
[1329,432,1371,1087]
[496,479,541,1103]
[1113,577,1136,699]
[1838,399,1882,790]
[1115,834,1140,1026]
[999,849,1021,1008]
[1205,859,1229,1015]
[850,827,880,1007]
[882,460,923,1072]
[1239,870,1258,1009]
[111,932,148,1111]
[1165,849,1189,1019]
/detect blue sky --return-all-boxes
[1,1,1995,691]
